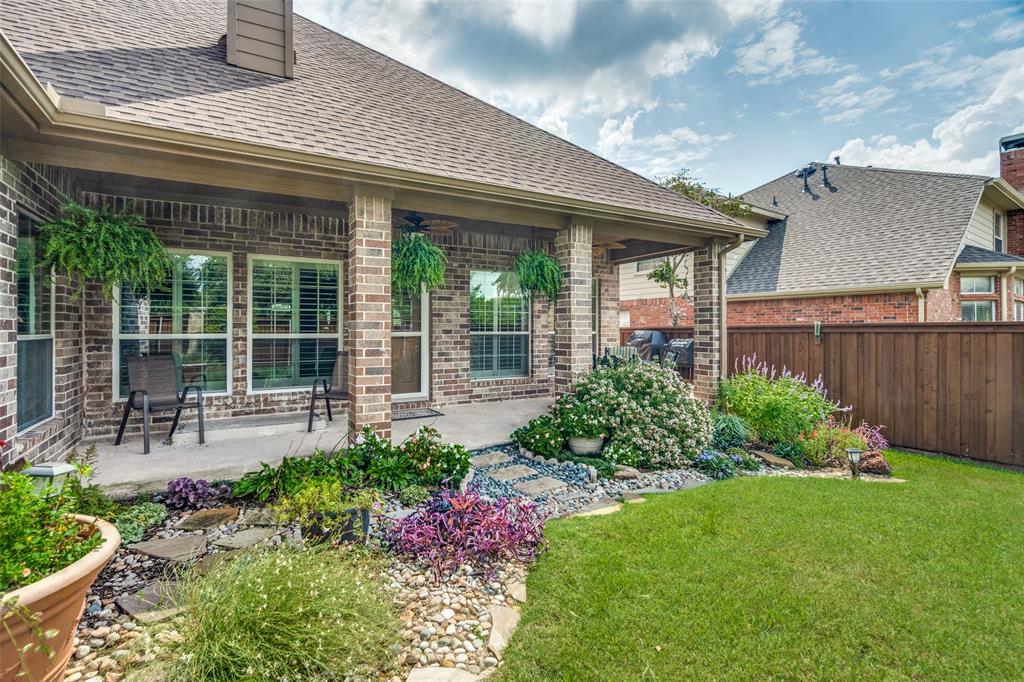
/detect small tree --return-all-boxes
[648,170,752,326]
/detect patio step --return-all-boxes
[170,411,332,446]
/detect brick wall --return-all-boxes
[925,280,956,322]
[594,250,620,353]
[0,155,83,467]
[426,229,555,406]
[620,297,694,329]
[1001,145,1024,258]
[80,192,347,440]
[1008,210,1024,258]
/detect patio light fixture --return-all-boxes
[24,462,77,496]
[845,448,862,480]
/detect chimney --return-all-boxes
[227,0,294,78]
[1001,132,1024,257]
[1000,132,1024,192]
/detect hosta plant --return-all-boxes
[711,412,750,450]
[386,489,546,578]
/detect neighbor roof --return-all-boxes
[729,164,992,296]
[956,245,1024,266]
[0,0,737,229]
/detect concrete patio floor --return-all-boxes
[89,397,552,497]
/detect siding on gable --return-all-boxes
[964,198,1005,251]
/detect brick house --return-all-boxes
[620,147,1024,329]
[0,1,763,466]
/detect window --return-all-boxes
[16,213,54,431]
[994,213,1005,253]
[1015,278,1024,297]
[591,278,600,356]
[1017,301,1024,322]
[960,275,994,294]
[117,252,230,398]
[250,257,340,390]
[961,300,995,322]
[635,258,660,273]
[392,288,428,399]
[470,271,530,379]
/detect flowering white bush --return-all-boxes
[554,362,712,469]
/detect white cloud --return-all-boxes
[814,74,895,124]
[829,48,1024,175]
[732,13,847,84]
[994,18,1024,42]
[596,109,732,178]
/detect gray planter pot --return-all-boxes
[568,436,605,456]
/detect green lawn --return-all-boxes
[496,453,1024,681]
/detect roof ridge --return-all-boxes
[292,13,733,225]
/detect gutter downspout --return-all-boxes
[719,235,745,379]
[915,287,925,322]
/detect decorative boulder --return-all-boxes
[859,450,892,476]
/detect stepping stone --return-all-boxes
[513,476,565,496]
[572,498,623,517]
[471,451,512,467]
[177,506,239,531]
[133,607,182,625]
[508,579,527,603]
[621,492,646,504]
[406,668,482,682]
[239,507,277,527]
[613,465,640,480]
[198,549,242,574]
[385,507,417,520]
[488,465,538,482]
[459,467,475,493]
[487,605,521,659]
[129,535,207,562]
[116,580,179,616]
[752,450,795,470]
[862,476,907,484]
[213,527,277,550]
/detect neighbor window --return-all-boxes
[117,252,230,398]
[994,213,1005,253]
[250,257,340,390]
[1015,278,1024,297]
[470,271,530,379]
[635,258,660,273]
[1017,301,1024,321]
[961,300,995,322]
[960,275,995,294]
[16,213,54,431]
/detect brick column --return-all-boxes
[346,188,392,438]
[554,221,592,393]
[692,239,722,402]
[0,157,16,466]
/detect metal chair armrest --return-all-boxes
[180,384,204,404]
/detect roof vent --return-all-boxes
[833,155,841,165]
[819,166,831,188]
[794,164,815,193]
[227,0,295,78]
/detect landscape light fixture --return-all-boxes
[845,448,862,479]
[24,462,77,495]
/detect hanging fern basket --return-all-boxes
[392,232,448,293]
[36,202,172,300]
[514,250,563,302]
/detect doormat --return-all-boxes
[393,407,444,421]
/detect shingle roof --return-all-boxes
[728,164,990,295]
[956,245,1024,265]
[1,0,738,228]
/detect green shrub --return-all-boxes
[138,546,399,681]
[719,357,842,444]
[399,484,431,507]
[693,451,737,480]
[511,415,566,459]
[711,413,750,450]
[552,399,607,439]
[366,452,417,492]
[726,447,761,472]
[773,442,805,468]
[233,449,364,502]
[556,362,711,469]
[401,427,471,486]
[797,419,868,468]
[113,502,167,544]
[0,472,103,591]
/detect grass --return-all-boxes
[496,452,1024,681]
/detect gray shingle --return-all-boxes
[729,164,989,295]
[956,245,1024,265]
[1,0,738,228]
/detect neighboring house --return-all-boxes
[620,135,1024,329]
[0,1,762,466]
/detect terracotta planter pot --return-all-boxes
[568,436,605,456]
[1,515,121,682]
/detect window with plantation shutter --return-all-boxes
[116,251,231,399]
[250,256,341,390]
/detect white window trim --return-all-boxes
[469,272,532,381]
[112,249,233,401]
[16,210,57,435]
[247,253,343,395]
[392,287,430,402]
[960,299,996,322]
[1014,277,1024,298]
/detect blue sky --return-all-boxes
[295,0,1024,195]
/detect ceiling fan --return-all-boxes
[592,237,627,257]
[398,212,458,236]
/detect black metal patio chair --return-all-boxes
[114,354,205,454]
[308,351,346,432]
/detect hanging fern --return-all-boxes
[514,250,563,302]
[392,232,448,293]
[36,202,172,300]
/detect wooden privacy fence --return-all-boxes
[620,324,1024,467]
